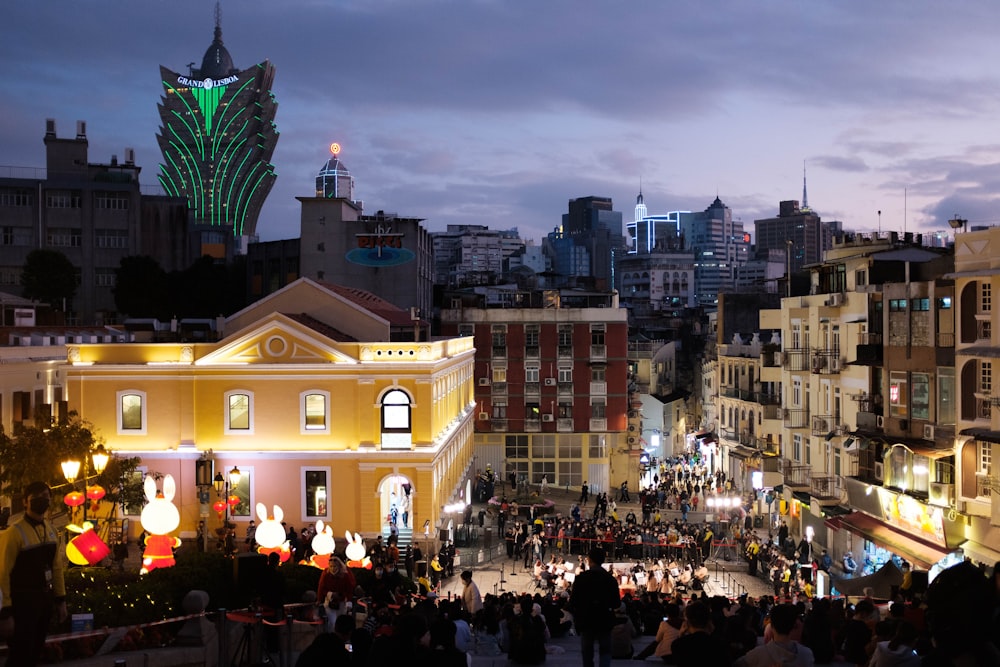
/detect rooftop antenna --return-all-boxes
[802,161,808,210]
[878,210,881,235]
[904,187,907,235]
[215,1,222,31]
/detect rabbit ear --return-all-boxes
[345,530,353,542]
[316,520,325,533]
[354,532,362,544]
[257,503,268,521]
[144,475,157,501]
[162,475,176,501]
[272,505,283,523]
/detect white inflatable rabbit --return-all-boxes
[254,502,291,562]
[140,475,181,574]
[308,520,335,569]
[344,531,371,569]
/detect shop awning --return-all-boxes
[959,427,1000,444]
[839,512,952,569]
[889,443,955,459]
[960,540,1000,567]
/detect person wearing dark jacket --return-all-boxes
[669,601,730,667]
[570,548,621,667]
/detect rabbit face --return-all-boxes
[311,520,335,556]
[344,531,367,562]
[254,502,286,548]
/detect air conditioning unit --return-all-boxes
[628,410,638,419]
[923,424,935,440]
[478,378,490,386]
[478,412,490,421]
[627,436,637,446]
[544,378,557,386]
[828,292,843,306]
[873,461,884,481]
[628,424,637,432]
[928,481,954,506]
[876,415,884,428]
[542,414,554,423]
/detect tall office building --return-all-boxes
[156,7,279,242]
[679,197,751,306]
[550,196,625,291]
[754,200,841,276]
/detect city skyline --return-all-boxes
[4,2,1000,245]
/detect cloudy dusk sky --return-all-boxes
[3,1,1000,244]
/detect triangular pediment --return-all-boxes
[197,314,358,365]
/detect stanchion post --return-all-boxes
[285,612,294,667]
[254,612,264,665]
[218,608,227,667]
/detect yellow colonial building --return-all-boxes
[63,278,476,543]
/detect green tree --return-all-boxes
[113,255,171,319]
[20,249,77,310]
[0,412,141,513]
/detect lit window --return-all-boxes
[381,388,412,449]
[302,468,330,520]
[118,391,146,435]
[302,392,329,432]
[225,391,253,434]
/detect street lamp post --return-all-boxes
[61,444,110,525]
[213,466,242,553]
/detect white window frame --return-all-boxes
[123,466,148,517]
[381,387,413,449]
[301,466,332,522]
[117,389,147,435]
[224,390,254,435]
[300,390,330,434]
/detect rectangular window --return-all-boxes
[558,435,582,458]
[302,468,330,520]
[229,467,252,517]
[979,441,992,474]
[911,372,930,420]
[0,188,33,207]
[228,393,251,431]
[590,324,606,346]
[558,461,583,489]
[590,399,606,419]
[557,401,573,418]
[458,324,474,337]
[913,298,930,311]
[96,268,116,288]
[557,367,572,383]
[590,367,606,382]
[492,366,508,383]
[532,461,556,484]
[889,371,908,418]
[491,400,507,419]
[525,324,539,357]
[937,297,952,309]
[95,192,129,210]
[588,434,606,458]
[793,434,802,461]
[531,434,556,458]
[95,229,130,249]
[46,190,81,209]
[525,366,540,383]
[491,325,507,357]
[505,434,529,459]
[937,367,955,425]
[982,283,992,313]
[123,468,148,516]
[304,393,327,430]
[46,227,82,247]
[121,394,143,431]
[981,362,992,395]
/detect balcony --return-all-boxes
[975,474,994,498]
[784,408,810,429]
[524,382,540,395]
[491,419,508,432]
[557,418,574,432]
[810,475,843,504]
[976,396,992,420]
[492,382,507,395]
[811,350,842,375]
[784,348,810,372]
[525,346,540,359]
[976,315,992,342]
[782,460,812,488]
[558,345,573,359]
[760,347,781,367]
[589,418,607,432]
[492,346,507,359]
[590,345,607,361]
[525,418,541,432]
[590,381,607,395]
[558,382,574,395]
[856,333,883,366]
[937,332,954,347]
[762,404,783,420]
[811,414,835,436]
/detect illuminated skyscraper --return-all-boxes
[155,6,278,241]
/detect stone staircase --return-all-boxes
[381,525,413,554]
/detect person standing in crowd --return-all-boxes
[0,482,68,667]
[460,570,483,616]
[669,601,730,667]
[316,556,356,631]
[570,548,621,667]
[580,481,590,506]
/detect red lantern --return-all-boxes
[67,526,111,565]
[227,495,240,507]
[64,491,85,508]
[213,499,226,519]
[86,485,106,501]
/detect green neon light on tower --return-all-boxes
[155,5,278,238]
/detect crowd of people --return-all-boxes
[296,541,1000,667]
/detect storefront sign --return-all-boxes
[877,487,945,546]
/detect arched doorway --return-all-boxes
[377,473,414,531]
